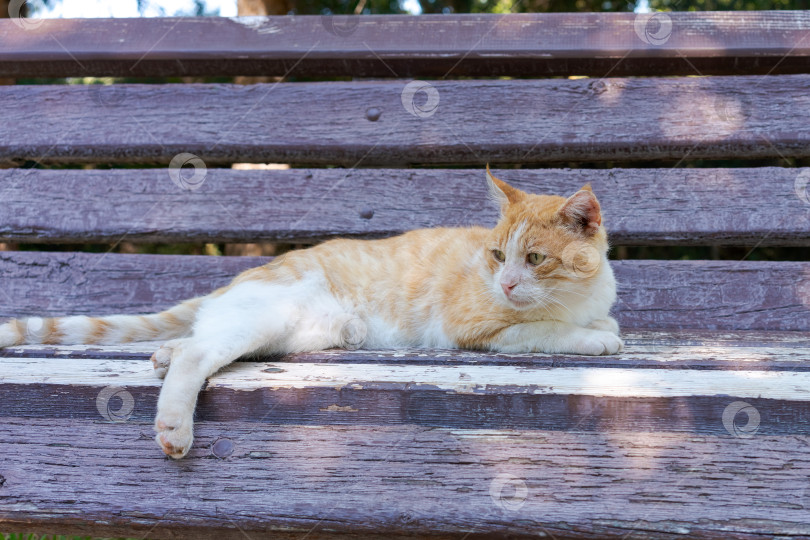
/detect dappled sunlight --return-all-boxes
[601,430,691,481]
[575,364,809,400]
[659,86,744,140]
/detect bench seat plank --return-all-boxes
[1,419,809,539]
[1,12,809,78]
[2,349,810,434]
[4,329,810,369]
[2,76,810,166]
[2,251,809,331]
[2,168,808,246]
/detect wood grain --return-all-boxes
[2,76,810,166]
[2,251,809,331]
[3,352,810,434]
[2,167,809,246]
[1,420,809,539]
[4,329,810,371]
[0,12,809,78]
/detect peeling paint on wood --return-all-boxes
[2,353,810,433]
[3,329,810,370]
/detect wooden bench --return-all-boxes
[2,11,810,539]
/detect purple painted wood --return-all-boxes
[1,371,809,435]
[1,251,809,331]
[0,251,264,318]
[0,13,809,78]
[2,167,809,246]
[2,76,810,166]
[2,419,809,539]
[3,329,810,371]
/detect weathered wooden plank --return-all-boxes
[2,354,810,434]
[2,167,809,246]
[1,420,809,539]
[2,76,810,166]
[1,12,809,78]
[4,329,810,371]
[1,251,809,331]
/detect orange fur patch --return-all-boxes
[87,319,112,344]
[41,318,64,345]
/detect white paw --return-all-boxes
[154,409,194,459]
[587,317,620,335]
[573,329,624,356]
[150,339,184,379]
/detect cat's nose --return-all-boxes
[501,281,517,296]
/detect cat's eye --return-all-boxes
[527,253,545,266]
[492,249,505,263]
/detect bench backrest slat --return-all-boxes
[2,76,809,167]
[2,168,809,246]
[2,251,809,331]
[1,12,809,78]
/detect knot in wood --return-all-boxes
[589,80,607,95]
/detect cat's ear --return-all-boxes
[485,164,523,213]
[558,188,602,235]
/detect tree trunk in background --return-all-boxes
[238,0,292,15]
[234,0,287,84]
[0,0,15,85]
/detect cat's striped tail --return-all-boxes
[0,298,203,348]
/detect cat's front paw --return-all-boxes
[151,347,172,379]
[572,329,624,355]
[154,410,194,459]
[587,317,620,335]
[150,339,186,379]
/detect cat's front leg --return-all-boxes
[492,320,623,356]
[587,316,620,335]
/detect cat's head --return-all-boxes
[484,166,609,311]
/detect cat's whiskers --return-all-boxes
[541,285,591,300]
[542,294,578,319]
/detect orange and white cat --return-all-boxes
[0,167,622,458]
